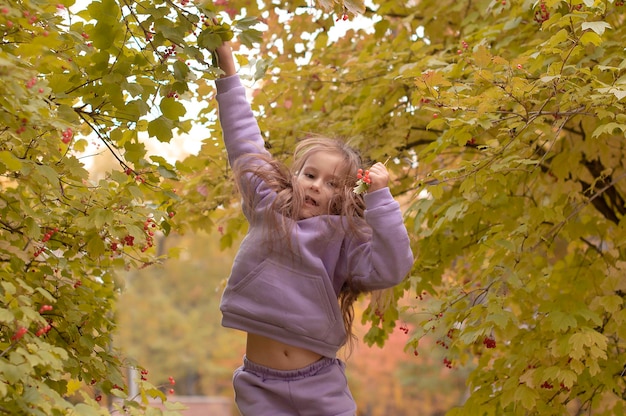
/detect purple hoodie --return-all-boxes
[217,75,414,358]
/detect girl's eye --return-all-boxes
[327,182,337,188]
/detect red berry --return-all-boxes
[483,336,496,349]
[11,327,28,341]
[39,304,53,313]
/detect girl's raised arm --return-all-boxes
[215,42,237,78]
[214,42,269,163]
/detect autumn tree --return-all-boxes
[232,0,625,414]
[0,0,260,413]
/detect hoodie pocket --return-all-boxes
[227,259,341,341]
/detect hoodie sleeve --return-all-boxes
[345,188,414,291]
[215,75,275,215]
[215,75,270,164]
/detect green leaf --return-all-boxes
[124,142,147,163]
[239,28,263,49]
[35,165,58,185]
[24,217,41,239]
[160,98,186,120]
[0,151,22,171]
[92,208,114,229]
[86,234,105,257]
[35,287,56,303]
[148,116,174,142]
[549,311,578,332]
[0,307,14,324]
[198,30,224,51]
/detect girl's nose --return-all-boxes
[310,179,321,191]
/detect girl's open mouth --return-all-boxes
[305,195,318,206]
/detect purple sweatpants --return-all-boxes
[232,356,357,416]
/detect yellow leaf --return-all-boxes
[514,385,538,410]
[67,379,83,396]
[580,31,602,46]
[473,45,492,68]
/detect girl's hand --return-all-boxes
[367,162,389,192]
[215,42,236,77]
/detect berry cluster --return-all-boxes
[443,357,453,369]
[122,235,135,247]
[33,228,59,257]
[162,44,177,60]
[457,40,469,55]
[111,216,167,255]
[353,168,371,194]
[123,166,146,183]
[398,323,410,335]
[26,77,37,89]
[35,323,52,337]
[140,368,149,381]
[483,336,496,349]
[540,381,553,389]
[41,228,58,243]
[39,304,53,314]
[335,13,349,21]
[140,218,157,252]
[23,10,37,24]
[534,2,550,24]
[15,118,27,135]
[436,339,450,349]
[11,327,27,342]
[61,128,73,144]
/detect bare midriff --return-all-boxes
[246,332,324,371]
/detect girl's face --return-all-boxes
[295,151,347,219]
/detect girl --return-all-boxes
[214,43,414,416]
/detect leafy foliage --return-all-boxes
[0,0,259,413]
[209,0,626,414]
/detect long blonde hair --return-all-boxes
[233,136,368,347]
